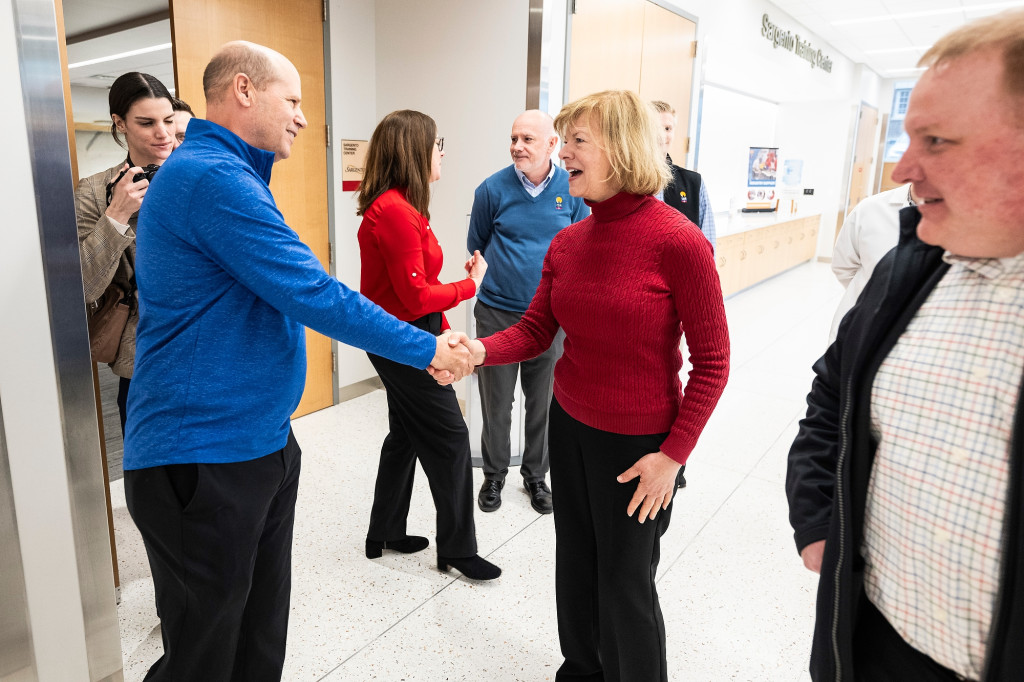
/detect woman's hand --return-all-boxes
[465,250,488,290]
[617,451,681,523]
[105,163,149,225]
[426,332,486,385]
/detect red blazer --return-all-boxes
[358,188,475,330]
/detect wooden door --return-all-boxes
[845,104,878,214]
[169,0,333,417]
[568,0,645,101]
[637,2,696,163]
[569,0,697,163]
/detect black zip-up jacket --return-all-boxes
[786,207,1024,681]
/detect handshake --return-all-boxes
[427,332,485,386]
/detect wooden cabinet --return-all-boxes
[715,215,819,296]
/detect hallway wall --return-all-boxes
[328,0,530,396]
[325,0,889,395]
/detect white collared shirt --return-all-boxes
[514,161,556,197]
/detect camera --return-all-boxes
[105,164,161,206]
[132,164,160,183]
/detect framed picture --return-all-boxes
[748,147,778,187]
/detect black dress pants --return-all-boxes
[117,376,131,435]
[853,596,965,681]
[549,397,672,682]
[366,314,477,558]
[125,430,301,682]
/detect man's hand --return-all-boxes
[427,332,487,385]
[428,334,474,384]
[800,540,825,574]
[617,451,681,523]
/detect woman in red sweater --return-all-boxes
[451,91,730,679]
[356,110,499,581]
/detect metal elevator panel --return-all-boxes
[5,0,123,675]
[0,404,36,680]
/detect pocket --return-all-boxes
[164,463,201,511]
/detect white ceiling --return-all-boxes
[769,0,1024,78]
[61,0,1024,122]
[63,0,167,37]
[66,20,174,93]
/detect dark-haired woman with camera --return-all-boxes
[76,72,178,434]
[356,109,500,581]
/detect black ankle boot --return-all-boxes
[437,554,501,580]
[365,535,429,559]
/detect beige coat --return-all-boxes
[77,162,138,378]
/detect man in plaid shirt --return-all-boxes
[786,9,1024,681]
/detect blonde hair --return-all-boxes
[554,90,670,196]
[920,8,1024,101]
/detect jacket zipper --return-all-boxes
[978,379,1024,680]
[831,373,855,681]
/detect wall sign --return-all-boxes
[761,14,834,73]
[341,139,368,192]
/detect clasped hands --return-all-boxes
[427,332,484,385]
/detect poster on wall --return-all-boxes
[748,147,778,186]
[341,139,368,191]
[745,147,779,211]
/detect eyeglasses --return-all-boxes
[435,137,445,152]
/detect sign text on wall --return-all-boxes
[761,14,833,73]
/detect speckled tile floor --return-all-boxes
[111,260,842,681]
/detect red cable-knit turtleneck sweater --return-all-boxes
[480,191,730,464]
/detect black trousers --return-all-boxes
[853,596,965,681]
[366,314,477,558]
[125,430,302,682]
[549,397,672,682]
[474,300,563,483]
[117,376,131,436]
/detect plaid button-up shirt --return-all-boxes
[863,251,1024,679]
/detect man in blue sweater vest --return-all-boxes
[123,41,473,681]
[468,110,589,514]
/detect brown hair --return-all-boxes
[171,97,194,116]
[203,41,280,104]
[108,72,173,148]
[920,8,1024,102]
[356,110,436,219]
[554,91,670,196]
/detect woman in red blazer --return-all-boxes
[356,109,499,581]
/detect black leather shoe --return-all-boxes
[365,535,429,559]
[478,479,504,512]
[524,480,553,514]
[437,554,501,580]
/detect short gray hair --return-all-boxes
[203,41,279,104]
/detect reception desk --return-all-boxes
[714,212,821,296]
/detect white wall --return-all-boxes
[327,0,530,395]
[655,0,886,258]
[374,0,529,337]
[323,0,889,392]
[328,0,380,389]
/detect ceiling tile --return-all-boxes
[897,13,966,43]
